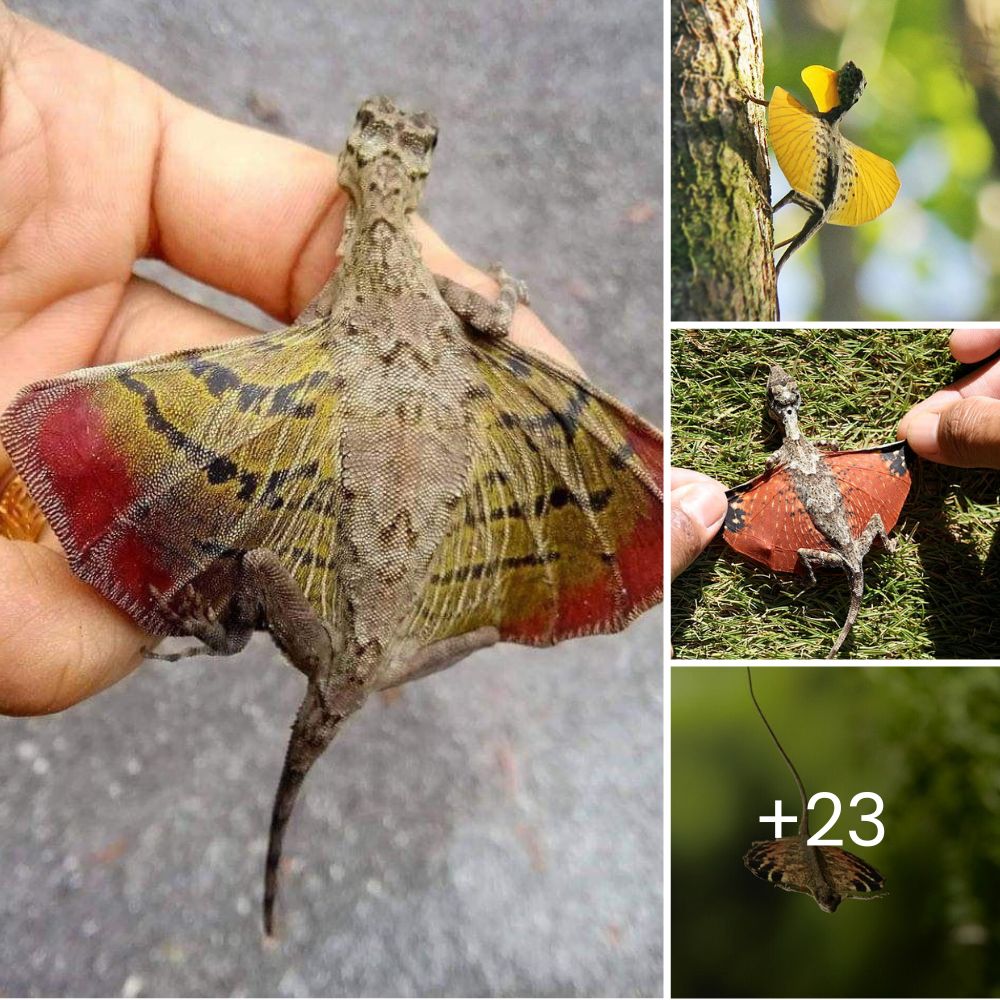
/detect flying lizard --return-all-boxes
[0,97,663,934]
[743,668,886,911]
[748,62,899,301]
[722,364,910,658]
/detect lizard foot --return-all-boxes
[486,262,530,307]
[435,262,528,339]
[145,583,228,660]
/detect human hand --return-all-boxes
[670,469,728,582]
[898,331,1000,469]
[0,13,574,715]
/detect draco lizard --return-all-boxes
[0,97,664,934]
[743,667,886,911]
[723,365,910,658]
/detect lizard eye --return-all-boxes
[401,130,434,156]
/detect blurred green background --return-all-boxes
[672,667,1000,997]
[762,0,1000,319]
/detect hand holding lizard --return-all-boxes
[0,14,576,716]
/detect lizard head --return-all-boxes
[338,96,439,214]
[836,61,866,113]
[766,364,802,435]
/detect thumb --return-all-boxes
[903,396,1000,469]
[670,478,728,581]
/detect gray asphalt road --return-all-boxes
[0,2,663,996]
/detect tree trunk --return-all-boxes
[671,0,775,320]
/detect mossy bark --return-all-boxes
[671,0,774,320]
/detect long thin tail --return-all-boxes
[746,667,809,832]
[263,686,353,937]
[828,572,863,659]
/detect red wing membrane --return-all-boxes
[723,442,910,574]
[823,445,910,537]
[722,467,829,573]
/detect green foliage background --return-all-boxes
[670,329,1000,659]
[671,666,1000,998]
[761,0,1000,319]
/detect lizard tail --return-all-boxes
[828,573,863,659]
[263,685,354,937]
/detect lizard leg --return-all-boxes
[146,550,340,677]
[264,682,363,938]
[796,547,848,586]
[240,549,342,682]
[771,189,800,219]
[375,626,500,691]
[146,581,254,661]
[435,263,529,339]
[774,194,826,275]
[857,513,895,555]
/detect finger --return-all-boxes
[149,99,347,321]
[93,275,259,364]
[670,473,727,581]
[950,330,1000,363]
[671,468,726,492]
[0,540,146,716]
[0,276,257,481]
[898,355,1000,439]
[903,396,1000,469]
[1,14,346,323]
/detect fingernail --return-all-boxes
[674,482,728,531]
[906,411,941,457]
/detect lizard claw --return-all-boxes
[487,262,530,306]
[147,581,228,650]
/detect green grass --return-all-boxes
[671,329,1000,659]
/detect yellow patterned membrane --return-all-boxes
[6,320,661,646]
[411,336,661,645]
[768,71,899,226]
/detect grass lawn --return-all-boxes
[670,329,1000,659]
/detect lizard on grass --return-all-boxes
[723,365,910,658]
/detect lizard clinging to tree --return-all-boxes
[723,364,910,658]
[747,62,900,316]
[0,96,663,935]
